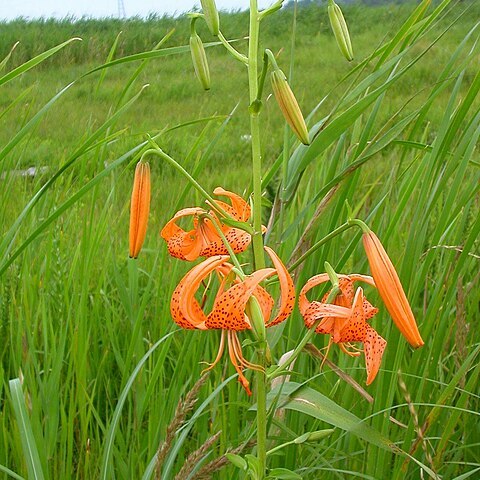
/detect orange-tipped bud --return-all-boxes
[328,0,354,61]
[190,31,211,91]
[129,161,151,259]
[271,69,310,145]
[362,231,424,348]
[200,0,220,36]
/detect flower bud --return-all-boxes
[129,161,151,259]
[294,429,335,444]
[362,230,424,348]
[271,68,310,145]
[328,0,354,62]
[201,0,220,36]
[190,31,211,91]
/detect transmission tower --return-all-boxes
[118,0,126,18]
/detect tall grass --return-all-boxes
[0,1,479,479]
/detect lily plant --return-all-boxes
[127,0,425,478]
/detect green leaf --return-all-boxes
[267,468,302,479]
[0,38,81,87]
[226,453,248,471]
[265,382,400,453]
[9,379,47,480]
[100,331,177,480]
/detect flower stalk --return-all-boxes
[248,1,268,476]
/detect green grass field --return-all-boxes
[0,0,479,478]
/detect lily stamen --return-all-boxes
[201,330,227,373]
[227,331,252,396]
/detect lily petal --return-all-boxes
[337,287,368,343]
[364,325,387,385]
[303,301,351,334]
[213,187,251,221]
[206,268,275,330]
[264,246,296,326]
[171,255,229,329]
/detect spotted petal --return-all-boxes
[206,268,275,331]
[264,246,296,326]
[364,325,387,385]
[171,255,229,329]
[213,187,251,221]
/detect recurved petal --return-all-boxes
[206,268,275,331]
[264,246,296,326]
[213,187,251,221]
[171,255,229,329]
[161,207,206,239]
[253,285,274,323]
[337,287,368,343]
[364,325,387,385]
[224,227,252,253]
[298,273,330,316]
[363,231,424,348]
[161,207,208,260]
[303,301,351,334]
[348,274,376,287]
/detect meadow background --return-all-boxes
[0,0,479,478]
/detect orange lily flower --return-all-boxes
[299,274,386,385]
[161,187,257,261]
[363,230,424,348]
[170,246,295,394]
[129,161,151,258]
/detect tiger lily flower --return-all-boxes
[161,187,258,261]
[170,246,295,394]
[363,230,424,348]
[129,161,151,258]
[299,274,386,385]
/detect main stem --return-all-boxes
[249,1,267,478]
[249,0,265,271]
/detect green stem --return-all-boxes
[255,346,267,477]
[218,31,249,65]
[248,0,265,272]
[266,439,297,456]
[142,145,233,220]
[202,213,245,277]
[288,219,368,272]
[248,2,267,478]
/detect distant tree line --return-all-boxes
[285,0,446,6]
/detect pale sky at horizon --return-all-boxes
[0,1,274,21]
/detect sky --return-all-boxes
[0,1,274,21]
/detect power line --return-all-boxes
[118,0,126,18]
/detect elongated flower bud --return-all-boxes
[190,31,211,91]
[201,0,220,36]
[362,231,424,348]
[271,68,310,145]
[129,161,150,259]
[328,0,354,62]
